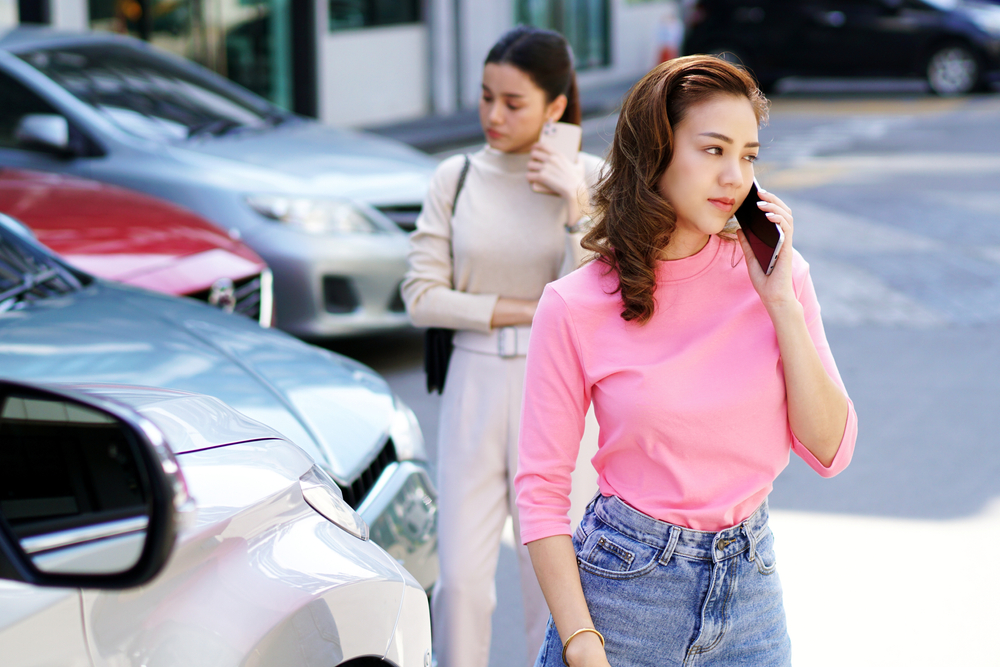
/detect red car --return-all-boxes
[0,168,272,325]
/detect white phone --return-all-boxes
[532,121,583,195]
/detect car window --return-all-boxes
[0,70,60,149]
[18,44,287,142]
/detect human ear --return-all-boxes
[545,94,568,123]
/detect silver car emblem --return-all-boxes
[208,278,237,313]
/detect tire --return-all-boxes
[926,44,981,96]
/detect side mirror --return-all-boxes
[0,381,191,589]
[14,114,71,155]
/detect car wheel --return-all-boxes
[926,45,980,96]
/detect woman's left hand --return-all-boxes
[527,142,586,213]
[736,189,797,313]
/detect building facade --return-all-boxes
[2,0,682,128]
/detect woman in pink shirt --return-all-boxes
[514,56,858,667]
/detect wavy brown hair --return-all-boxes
[582,55,769,324]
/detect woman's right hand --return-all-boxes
[563,631,612,667]
[490,297,538,328]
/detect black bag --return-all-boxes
[424,327,455,394]
[424,154,471,394]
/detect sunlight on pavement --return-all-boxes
[772,500,1000,666]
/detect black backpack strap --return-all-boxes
[452,154,471,218]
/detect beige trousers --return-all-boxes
[432,346,599,667]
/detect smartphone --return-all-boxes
[531,121,583,195]
[734,179,784,275]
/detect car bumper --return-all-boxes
[244,223,412,338]
[359,460,439,591]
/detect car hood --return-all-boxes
[171,120,436,205]
[0,281,394,483]
[0,168,265,289]
[65,384,290,454]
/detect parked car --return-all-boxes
[0,379,432,667]
[0,26,437,338]
[0,167,272,325]
[0,212,438,591]
[682,0,1000,95]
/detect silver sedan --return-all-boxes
[0,27,435,338]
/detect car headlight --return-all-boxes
[299,465,369,540]
[390,396,427,462]
[245,195,386,235]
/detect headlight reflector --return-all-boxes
[390,397,426,462]
[246,195,383,235]
[300,465,369,540]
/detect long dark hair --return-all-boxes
[485,26,581,125]
[582,55,769,324]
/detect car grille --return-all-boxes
[323,275,359,313]
[189,271,273,326]
[376,205,421,232]
[338,438,397,509]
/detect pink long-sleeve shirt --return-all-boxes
[515,234,858,543]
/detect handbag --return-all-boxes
[424,154,471,394]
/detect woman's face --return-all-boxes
[480,63,566,154]
[657,94,760,257]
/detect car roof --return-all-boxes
[0,25,136,53]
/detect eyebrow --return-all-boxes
[699,131,760,148]
[481,85,525,99]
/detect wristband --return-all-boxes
[562,627,605,666]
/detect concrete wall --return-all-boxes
[0,0,16,29]
[319,23,431,128]
[50,0,88,30]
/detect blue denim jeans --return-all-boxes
[535,495,791,667]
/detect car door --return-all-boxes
[793,0,926,76]
[0,582,92,667]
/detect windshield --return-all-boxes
[19,43,288,142]
[0,220,85,312]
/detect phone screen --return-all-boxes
[734,180,783,274]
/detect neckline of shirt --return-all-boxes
[477,145,533,174]
[656,233,725,283]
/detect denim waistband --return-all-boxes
[590,495,770,564]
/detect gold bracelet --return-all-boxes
[561,627,605,666]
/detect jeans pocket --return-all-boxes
[753,527,778,576]
[576,522,660,580]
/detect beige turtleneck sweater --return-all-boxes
[403,146,604,333]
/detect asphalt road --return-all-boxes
[326,91,1000,666]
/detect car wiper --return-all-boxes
[0,242,84,313]
[187,118,245,138]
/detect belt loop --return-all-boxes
[658,526,681,566]
[742,522,758,563]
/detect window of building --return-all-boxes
[328,0,421,31]
[515,0,610,70]
[87,0,295,111]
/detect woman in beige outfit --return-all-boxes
[402,26,602,667]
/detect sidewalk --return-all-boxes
[364,79,636,153]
